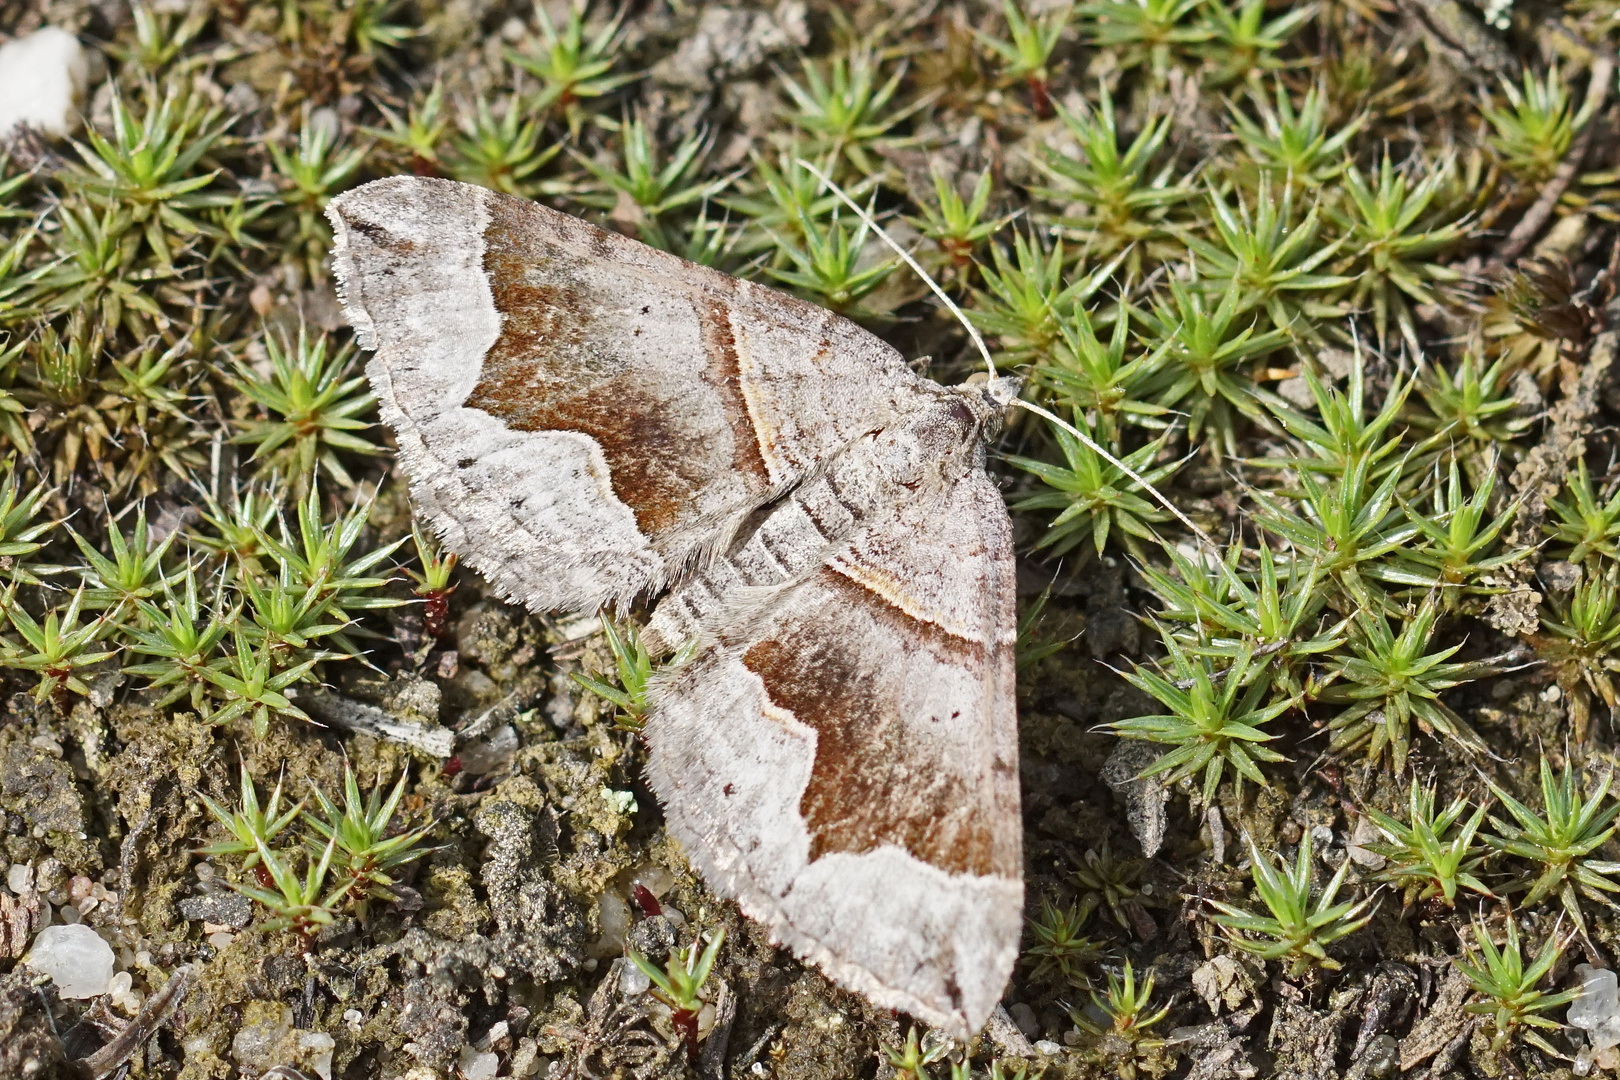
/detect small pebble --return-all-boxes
[1570,965,1620,1051]
[1033,1040,1063,1055]
[231,1003,292,1069]
[1348,816,1387,870]
[300,1031,336,1080]
[619,960,651,997]
[7,863,32,896]
[0,28,87,138]
[25,923,115,998]
[58,905,80,924]
[593,891,631,956]
[37,859,65,894]
[459,1046,499,1080]
[108,970,143,1014]
[178,891,253,929]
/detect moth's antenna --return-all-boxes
[797,160,996,377]
[1014,398,1214,548]
[796,159,1217,552]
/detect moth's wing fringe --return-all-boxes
[326,199,377,352]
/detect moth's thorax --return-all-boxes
[953,374,1022,440]
[865,377,1019,484]
[869,399,978,484]
[647,392,1002,656]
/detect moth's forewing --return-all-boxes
[328,175,927,613]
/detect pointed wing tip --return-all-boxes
[326,177,493,355]
[325,201,374,352]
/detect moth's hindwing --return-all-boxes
[327,176,933,614]
[645,467,1022,1039]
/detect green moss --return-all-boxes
[0,0,1618,1073]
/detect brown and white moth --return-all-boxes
[326,176,1022,1039]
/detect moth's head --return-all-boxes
[958,373,1024,434]
[980,375,1022,412]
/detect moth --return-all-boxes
[327,177,1022,1038]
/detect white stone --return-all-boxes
[510,1038,542,1077]
[0,29,89,139]
[592,891,630,957]
[458,1046,499,1080]
[8,863,32,896]
[25,923,115,998]
[108,970,143,1014]
[300,1031,335,1080]
[618,959,651,997]
[1570,965,1620,1052]
[1348,815,1387,870]
[232,1003,293,1068]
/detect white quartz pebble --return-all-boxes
[618,959,651,996]
[25,923,115,999]
[0,28,88,139]
[459,1047,499,1080]
[1571,965,1620,1052]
